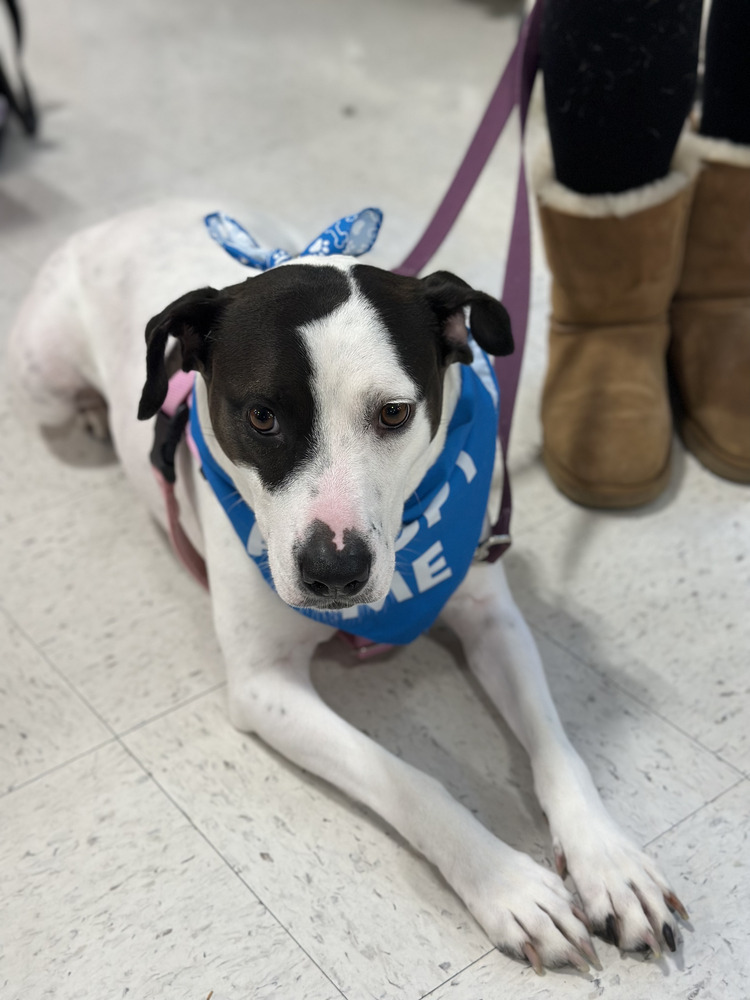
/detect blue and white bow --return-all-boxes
[205,207,383,270]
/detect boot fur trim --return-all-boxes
[532,129,702,219]
[686,131,750,168]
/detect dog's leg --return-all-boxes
[443,559,688,960]
[200,493,596,972]
[7,242,108,438]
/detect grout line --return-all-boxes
[116,681,227,738]
[117,739,349,1000]
[0,604,119,734]
[3,588,495,1000]
[3,511,743,995]
[0,679,230,801]
[417,949,497,999]
[0,604,122,799]
[0,604,225,796]
[2,607,344,997]
[643,774,748,850]
[3,593,346,993]
[1,735,119,801]
[527,618,748,783]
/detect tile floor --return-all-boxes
[1,1,748,998]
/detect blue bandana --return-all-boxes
[191,208,500,645]
[205,208,383,270]
[189,348,499,646]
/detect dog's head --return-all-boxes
[138,259,512,610]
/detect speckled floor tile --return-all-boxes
[0,482,195,633]
[9,106,187,216]
[425,779,750,1000]
[0,741,342,1000]
[315,627,740,847]
[0,610,111,794]
[0,170,97,272]
[0,488,223,731]
[123,623,737,999]
[502,456,750,774]
[124,681,492,1000]
[7,0,521,278]
[24,0,518,180]
[75,603,224,734]
[0,388,121,528]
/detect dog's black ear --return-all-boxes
[420,270,514,363]
[138,286,224,420]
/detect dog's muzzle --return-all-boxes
[297,520,372,607]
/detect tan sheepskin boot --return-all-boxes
[669,134,750,483]
[534,145,699,507]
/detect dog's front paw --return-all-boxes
[552,818,689,959]
[457,841,601,974]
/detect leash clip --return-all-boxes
[475,533,512,562]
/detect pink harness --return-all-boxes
[150,370,208,591]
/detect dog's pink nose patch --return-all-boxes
[308,466,362,550]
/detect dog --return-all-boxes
[8,199,687,973]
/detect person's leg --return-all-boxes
[701,0,750,145]
[533,0,704,507]
[669,0,750,482]
[541,0,703,195]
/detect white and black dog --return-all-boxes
[8,200,687,974]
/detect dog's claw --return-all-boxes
[662,923,677,953]
[554,847,568,879]
[665,892,689,922]
[577,936,603,971]
[522,942,545,976]
[566,951,590,974]
[642,930,662,959]
[572,905,592,933]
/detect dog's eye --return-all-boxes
[379,402,411,429]
[248,406,279,435]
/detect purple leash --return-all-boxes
[395,1,543,561]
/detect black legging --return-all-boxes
[541,0,750,195]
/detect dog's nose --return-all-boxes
[298,520,371,600]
